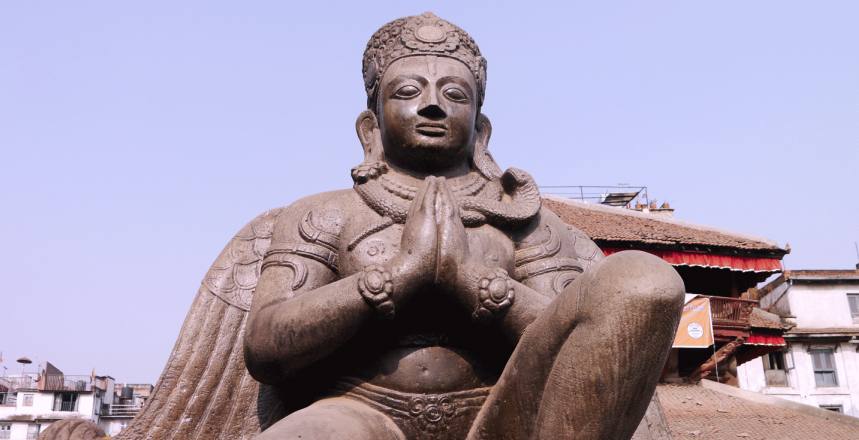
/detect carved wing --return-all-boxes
[116,208,287,440]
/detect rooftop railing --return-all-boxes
[41,374,94,392]
[0,375,38,391]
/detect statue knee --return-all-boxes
[588,250,685,315]
[256,398,404,440]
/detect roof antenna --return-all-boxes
[854,241,859,270]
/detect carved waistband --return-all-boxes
[331,377,491,435]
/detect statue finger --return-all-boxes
[409,176,433,219]
[421,176,438,217]
[434,177,451,224]
[439,178,461,223]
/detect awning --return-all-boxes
[737,333,787,365]
[601,248,782,273]
[746,334,786,346]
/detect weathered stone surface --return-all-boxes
[108,12,684,440]
[39,419,106,440]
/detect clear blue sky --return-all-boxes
[1,1,857,383]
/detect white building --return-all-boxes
[0,362,151,439]
[737,269,859,416]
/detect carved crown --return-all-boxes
[363,12,487,108]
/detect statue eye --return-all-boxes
[443,87,468,102]
[393,85,421,99]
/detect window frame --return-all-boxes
[848,293,859,322]
[53,392,79,412]
[809,347,839,387]
[762,349,792,387]
[26,424,41,440]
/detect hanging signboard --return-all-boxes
[673,294,715,348]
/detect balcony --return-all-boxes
[706,296,757,330]
[102,403,143,417]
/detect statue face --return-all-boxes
[377,55,478,173]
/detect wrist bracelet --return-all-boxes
[358,265,395,319]
[473,268,515,321]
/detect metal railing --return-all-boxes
[0,375,38,391]
[42,375,93,392]
[707,296,758,329]
[540,185,649,207]
[55,400,77,412]
[102,403,143,417]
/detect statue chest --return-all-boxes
[338,220,515,277]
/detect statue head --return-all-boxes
[354,13,500,179]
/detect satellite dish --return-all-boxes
[16,357,32,365]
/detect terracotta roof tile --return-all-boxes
[658,382,859,439]
[543,197,785,254]
[748,308,785,330]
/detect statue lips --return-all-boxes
[415,122,448,137]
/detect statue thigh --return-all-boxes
[256,397,405,440]
[467,250,685,440]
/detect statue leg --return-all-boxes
[468,251,684,440]
[256,397,405,440]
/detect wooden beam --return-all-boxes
[687,337,745,382]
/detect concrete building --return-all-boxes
[0,362,152,439]
[737,269,859,416]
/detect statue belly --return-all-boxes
[356,345,496,393]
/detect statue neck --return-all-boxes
[383,157,471,180]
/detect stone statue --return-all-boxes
[102,12,684,440]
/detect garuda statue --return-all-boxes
[103,12,684,440]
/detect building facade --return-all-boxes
[544,196,789,383]
[737,269,859,416]
[0,362,151,439]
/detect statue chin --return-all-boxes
[389,141,470,172]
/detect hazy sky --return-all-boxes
[2,1,857,383]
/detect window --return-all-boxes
[0,423,10,440]
[763,351,789,386]
[820,404,843,413]
[848,293,859,322]
[810,348,838,387]
[26,424,41,440]
[53,392,78,412]
[23,393,34,407]
[764,351,785,370]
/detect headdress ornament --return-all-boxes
[363,12,487,108]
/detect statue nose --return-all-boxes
[418,104,447,120]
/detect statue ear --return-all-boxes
[472,113,502,180]
[355,109,385,163]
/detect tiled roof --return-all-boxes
[748,308,784,330]
[658,382,859,439]
[543,197,786,254]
